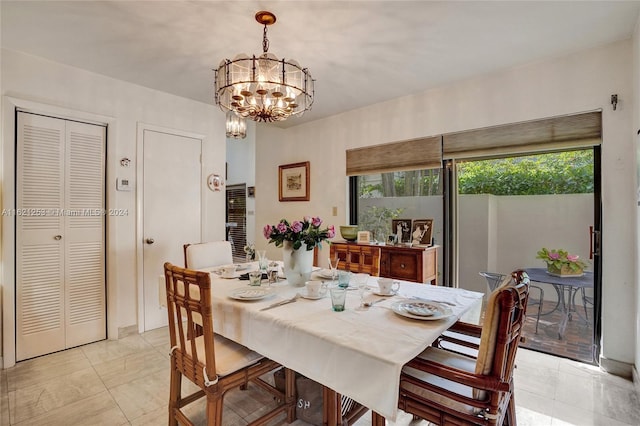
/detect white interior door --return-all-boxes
[142,129,201,331]
[16,112,106,361]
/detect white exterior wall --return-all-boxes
[255,40,637,368]
[1,48,226,366]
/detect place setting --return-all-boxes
[389,300,453,321]
[300,280,328,300]
[211,263,250,279]
[228,287,275,301]
[371,278,400,297]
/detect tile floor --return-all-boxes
[1,327,639,426]
[520,306,595,364]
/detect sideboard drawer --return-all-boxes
[386,252,418,281]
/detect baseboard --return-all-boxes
[118,324,138,339]
[633,365,640,401]
[599,355,633,378]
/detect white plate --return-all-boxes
[373,290,397,297]
[229,288,273,301]
[234,263,250,271]
[391,301,452,321]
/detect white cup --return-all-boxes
[220,264,237,278]
[305,280,324,297]
[377,278,399,295]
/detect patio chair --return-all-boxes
[380,270,530,426]
[480,271,544,333]
[164,262,295,426]
[183,241,233,269]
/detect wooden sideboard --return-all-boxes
[329,241,439,285]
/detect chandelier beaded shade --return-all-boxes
[214,11,314,123]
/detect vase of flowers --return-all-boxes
[536,248,587,277]
[264,216,335,286]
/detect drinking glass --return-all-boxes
[257,250,268,272]
[329,287,347,312]
[328,256,340,282]
[353,273,370,310]
[248,271,262,286]
[266,261,279,287]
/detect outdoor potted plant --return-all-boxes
[536,247,587,277]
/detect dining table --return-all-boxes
[524,267,594,339]
[160,262,483,424]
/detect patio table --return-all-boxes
[524,267,593,339]
[161,267,483,423]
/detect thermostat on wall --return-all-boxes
[116,177,133,191]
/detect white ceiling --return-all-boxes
[2,1,640,128]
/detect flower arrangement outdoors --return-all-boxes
[536,247,587,275]
[263,216,335,251]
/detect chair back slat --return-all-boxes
[164,262,216,384]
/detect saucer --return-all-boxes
[301,291,325,300]
[373,290,397,297]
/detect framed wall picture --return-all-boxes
[278,161,310,202]
[391,219,412,244]
[411,219,434,246]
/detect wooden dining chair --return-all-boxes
[480,270,543,333]
[164,262,295,426]
[183,241,233,269]
[373,270,530,426]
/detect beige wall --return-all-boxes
[1,48,226,367]
[255,40,637,369]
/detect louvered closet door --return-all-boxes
[16,112,106,361]
[17,114,66,360]
[64,120,106,348]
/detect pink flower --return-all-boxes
[327,225,335,238]
[263,224,272,239]
[291,221,303,233]
[304,216,312,223]
[548,252,560,260]
[276,222,288,233]
[312,216,322,227]
[567,254,580,262]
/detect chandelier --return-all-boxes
[226,111,247,139]
[214,11,314,123]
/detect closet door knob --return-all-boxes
[54,235,62,240]
[146,238,155,245]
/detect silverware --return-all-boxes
[364,298,385,307]
[412,297,456,306]
[260,293,300,311]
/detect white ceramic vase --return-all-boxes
[282,241,314,287]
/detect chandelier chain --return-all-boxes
[262,25,269,53]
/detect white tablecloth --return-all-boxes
[173,271,484,421]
